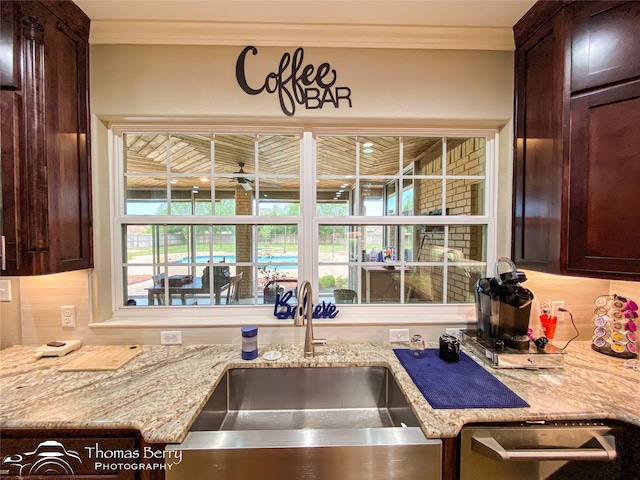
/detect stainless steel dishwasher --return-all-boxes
[460,421,623,480]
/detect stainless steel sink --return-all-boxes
[166,366,442,480]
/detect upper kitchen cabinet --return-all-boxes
[571,1,640,93]
[1,0,92,275]
[512,0,640,281]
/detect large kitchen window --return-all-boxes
[112,127,495,313]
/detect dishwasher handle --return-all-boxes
[471,432,617,462]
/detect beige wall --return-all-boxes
[5,43,637,347]
[89,45,515,123]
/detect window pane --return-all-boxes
[125,133,168,174]
[257,225,298,261]
[446,137,486,176]
[414,179,443,216]
[359,136,399,176]
[126,177,167,215]
[318,225,352,263]
[259,196,300,216]
[359,182,384,216]
[448,225,487,263]
[317,136,356,176]
[169,133,212,175]
[316,200,349,217]
[319,265,355,303]
[406,266,444,303]
[447,266,485,304]
[318,180,350,212]
[413,138,443,175]
[403,137,442,171]
[446,179,484,216]
[259,134,300,175]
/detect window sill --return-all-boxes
[90,304,476,329]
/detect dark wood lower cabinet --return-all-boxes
[441,437,458,480]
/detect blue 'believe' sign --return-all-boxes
[272,290,339,319]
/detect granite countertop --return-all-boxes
[1,342,638,443]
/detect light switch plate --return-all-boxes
[389,328,410,342]
[0,280,11,302]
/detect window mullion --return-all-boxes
[301,132,316,293]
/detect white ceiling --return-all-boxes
[75,0,537,49]
[75,0,536,27]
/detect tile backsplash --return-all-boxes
[522,270,640,343]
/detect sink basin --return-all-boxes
[166,366,442,480]
[190,366,420,431]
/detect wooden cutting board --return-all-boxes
[59,345,142,371]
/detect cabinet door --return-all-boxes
[1,0,92,275]
[571,1,640,92]
[42,6,93,272]
[0,1,21,89]
[567,80,640,279]
[512,12,567,272]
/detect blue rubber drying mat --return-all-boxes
[394,348,530,409]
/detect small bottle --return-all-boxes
[410,334,426,358]
[242,326,258,360]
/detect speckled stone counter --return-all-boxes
[1,342,638,443]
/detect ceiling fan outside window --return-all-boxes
[234,162,280,191]
[234,162,253,191]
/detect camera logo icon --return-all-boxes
[2,440,82,475]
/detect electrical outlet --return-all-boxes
[550,300,565,318]
[389,328,410,342]
[161,331,182,345]
[60,305,76,327]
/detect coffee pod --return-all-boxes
[612,299,625,310]
[611,342,625,353]
[594,295,609,307]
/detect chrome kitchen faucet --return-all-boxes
[294,280,326,358]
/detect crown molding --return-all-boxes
[89,20,515,51]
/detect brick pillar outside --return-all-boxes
[235,187,252,299]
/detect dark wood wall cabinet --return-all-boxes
[1,0,92,276]
[513,0,640,280]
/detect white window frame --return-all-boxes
[106,124,498,325]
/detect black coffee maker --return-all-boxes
[475,257,534,351]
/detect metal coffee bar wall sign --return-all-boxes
[236,46,352,116]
